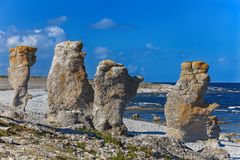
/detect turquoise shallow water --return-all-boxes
[124,83,240,134]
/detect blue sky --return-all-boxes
[0,0,239,82]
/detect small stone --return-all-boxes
[207,116,220,139]
[152,115,161,124]
[0,137,14,144]
[198,146,230,160]
[131,113,140,120]
[0,127,10,131]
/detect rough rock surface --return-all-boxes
[199,146,230,160]
[128,136,218,160]
[92,60,143,135]
[164,61,219,142]
[5,46,36,116]
[0,116,220,160]
[47,41,94,127]
[207,116,220,139]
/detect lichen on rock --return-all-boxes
[3,46,37,118]
[92,60,143,135]
[47,41,94,127]
[164,61,219,142]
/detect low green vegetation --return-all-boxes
[78,128,122,146]
[126,144,152,158]
[76,142,86,150]
[164,155,172,160]
[78,127,153,159]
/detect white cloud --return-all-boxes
[140,67,145,75]
[0,25,66,50]
[127,64,145,75]
[45,26,65,41]
[145,42,159,50]
[94,46,108,54]
[7,25,17,33]
[0,31,6,52]
[218,57,225,63]
[94,46,110,59]
[7,36,21,47]
[34,29,42,34]
[48,16,67,25]
[0,31,5,35]
[7,35,44,48]
[118,51,124,56]
[91,18,116,29]
[128,64,138,73]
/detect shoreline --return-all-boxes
[123,118,240,158]
[0,88,239,158]
[0,77,174,93]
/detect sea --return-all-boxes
[124,83,240,134]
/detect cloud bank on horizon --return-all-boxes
[0,0,239,82]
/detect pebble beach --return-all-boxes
[0,86,240,159]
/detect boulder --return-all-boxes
[207,116,220,139]
[47,41,94,127]
[92,60,143,135]
[6,46,36,116]
[131,113,140,120]
[130,136,218,160]
[198,146,230,160]
[153,115,161,124]
[164,61,219,142]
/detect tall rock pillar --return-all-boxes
[92,60,143,135]
[8,46,36,111]
[47,41,94,127]
[164,61,219,142]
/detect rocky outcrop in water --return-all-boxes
[47,41,94,127]
[92,60,143,135]
[164,61,219,142]
[5,46,36,117]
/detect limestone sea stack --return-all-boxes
[8,46,36,111]
[92,60,143,135]
[47,41,94,127]
[164,61,219,142]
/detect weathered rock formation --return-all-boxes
[164,61,219,142]
[207,116,220,139]
[8,46,36,111]
[47,41,94,127]
[92,60,143,135]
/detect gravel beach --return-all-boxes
[0,88,239,159]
